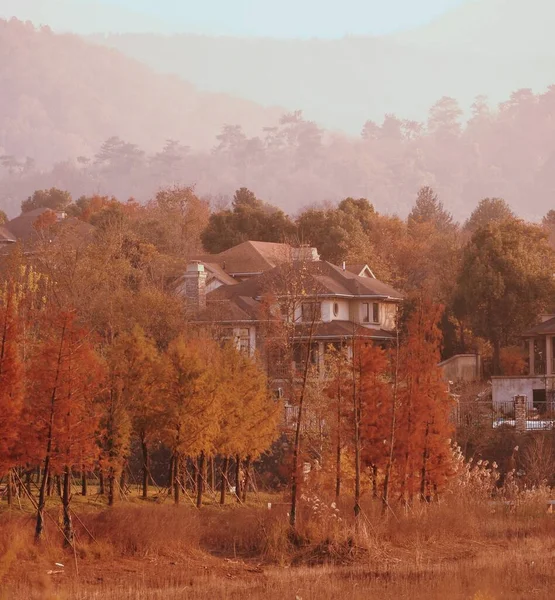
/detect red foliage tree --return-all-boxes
[0,288,24,493]
[27,311,105,543]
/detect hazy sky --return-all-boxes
[107,0,467,37]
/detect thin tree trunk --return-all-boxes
[190,458,197,496]
[119,467,126,500]
[62,466,73,547]
[25,469,32,495]
[81,470,87,496]
[234,454,241,503]
[352,340,361,523]
[173,453,180,505]
[372,465,378,499]
[47,474,52,497]
[141,438,149,499]
[290,313,319,529]
[35,324,65,543]
[242,455,252,502]
[493,338,501,376]
[196,453,205,509]
[6,469,12,506]
[108,467,115,506]
[35,459,50,541]
[168,454,174,491]
[383,326,400,515]
[335,361,342,502]
[98,470,105,495]
[56,475,62,498]
[420,421,430,503]
[208,456,215,492]
[220,456,229,505]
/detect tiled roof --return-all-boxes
[6,211,93,243]
[0,225,16,243]
[192,241,293,276]
[203,262,237,286]
[210,260,403,302]
[522,317,555,336]
[295,321,395,340]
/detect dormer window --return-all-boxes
[333,302,339,317]
[373,302,380,324]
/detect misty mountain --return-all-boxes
[0,18,282,166]
[87,0,555,132]
[396,0,555,56]
[0,0,172,34]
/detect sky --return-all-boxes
[104,0,468,37]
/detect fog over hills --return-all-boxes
[86,0,555,132]
[0,0,172,34]
[0,19,282,166]
[396,0,555,56]
[2,5,555,223]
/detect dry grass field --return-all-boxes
[1,488,555,600]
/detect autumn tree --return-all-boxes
[0,286,24,497]
[142,185,209,257]
[21,188,72,214]
[463,198,515,234]
[395,302,454,504]
[27,311,105,543]
[111,326,163,499]
[162,337,221,506]
[455,219,555,374]
[408,186,454,233]
[201,187,296,253]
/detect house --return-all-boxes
[189,240,320,288]
[0,225,16,249]
[2,208,95,248]
[6,208,68,241]
[492,315,555,411]
[180,242,404,379]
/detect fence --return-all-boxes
[457,398,555,432]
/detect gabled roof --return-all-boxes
[0,225,16,243]
[6,210,92,244]
[346,264,376,278]
[6,208,59,241]
[203,262,237,286]
[210,260,403,304]
[192,241,293,276]
[522,317,555,336]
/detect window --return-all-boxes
[362,302,370,323]
[372,302,380,324]
[220,327,250,355]
[333,302,339,317]
[301,302,321,322]
[238,328,250,355]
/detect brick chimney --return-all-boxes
[183,261,207,313]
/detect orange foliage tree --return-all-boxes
[0,287,24,496]
[26,311,105,543]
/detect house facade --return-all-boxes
[492,315,555,409]
[178,241,404,379]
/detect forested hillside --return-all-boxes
[0,19,281,167]
[3,87,555,220]
[91,0,555,132]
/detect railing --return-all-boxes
[456,399,555,431]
